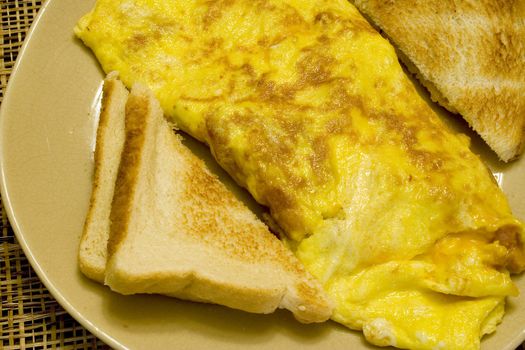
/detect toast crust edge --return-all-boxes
[79,72,127,282]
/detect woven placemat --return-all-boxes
[0,1,524,350]
[0,1,109,348]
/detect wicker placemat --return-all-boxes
[0,1,109,348]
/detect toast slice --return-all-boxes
[79,72,128,282]
[96,82,332,323]
[352,0,525,161]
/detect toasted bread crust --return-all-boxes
[79,72,127,282]
[107,89,154,259]
[353,0,525,161]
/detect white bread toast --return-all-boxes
[79,72,128,282]
[81,77,332,323]
[352,0,525,161]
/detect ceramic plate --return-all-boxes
[1,1,524,349]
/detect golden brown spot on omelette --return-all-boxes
[258,35,287,48]
[282,10,306,27]
[127,34,148,50]
[264,185,295,211]
[202,37,224,55]
[494,226,525,273]
[409,149,445,171]
[249,121,294,163]
[368,110,415,144]
[180,94,224,103]
[314,9,376,35]
[256,78,297,103]
[314,11,338,26]
[316,34,331,45]
[239,63,257,79]
[325,115,357,137]
[297,50,335,86]
[252,0,279,13]
[276,116,304,139]
[310,137,330,179]
[205,116,246,181]
[202,0,235,29]
[324,81,361,112]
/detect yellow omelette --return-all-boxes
[75,0,525,349]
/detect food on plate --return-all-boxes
[76,0,525,348]
[351,0,525,162]
[80,74,332,323]
[80,72,128,282]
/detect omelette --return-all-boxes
[75,0,525,349]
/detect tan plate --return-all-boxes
[1,1,524,349]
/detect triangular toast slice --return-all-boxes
[85,78,331,323]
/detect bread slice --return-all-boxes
[99,82,332,323]
[352,0,525,161]
[79,72,128,282]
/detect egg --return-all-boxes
[76,0,525,349]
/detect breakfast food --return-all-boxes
[76,0,525,349]
[80,75,332,323]
[80,72,128,282]
[351,0,525,161]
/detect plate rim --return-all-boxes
[0,1,124,348]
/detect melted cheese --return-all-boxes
[76,1,525,349]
